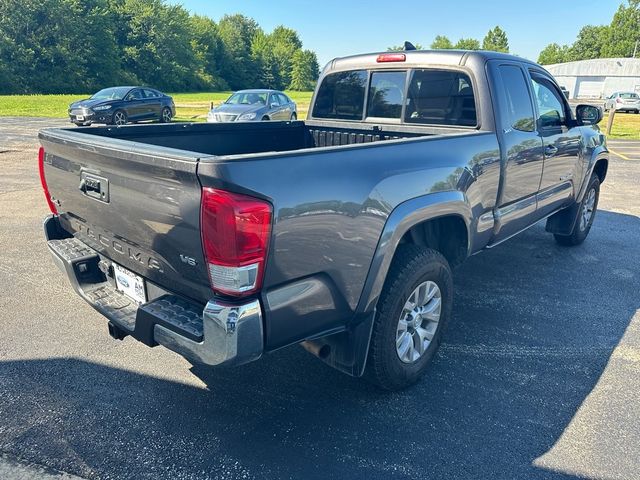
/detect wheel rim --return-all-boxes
[396,281,442,364]
[580,187,596,231]
[114,112,126,125]
[162,109,171,122]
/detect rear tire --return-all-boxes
[262,115,270,121]
[365,245,453,391]
[160,107,172,123]
[554,174,600,246]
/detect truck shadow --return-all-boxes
[1,210,638,479]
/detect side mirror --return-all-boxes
[576,104,603,125]
[270,102,279,109]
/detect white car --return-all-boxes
[604,92,640,113]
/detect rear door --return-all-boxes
[489,61,544,242]
[528,69,582,217]
[142,89,163,119]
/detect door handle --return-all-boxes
[544,145,558,157]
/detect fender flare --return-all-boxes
[304,191,473,377]
[355,190,473,316]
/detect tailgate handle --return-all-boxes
[79,172,109,203]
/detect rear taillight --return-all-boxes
[377,53,406,63]
[38,147,58,214]
[200,188,272,297]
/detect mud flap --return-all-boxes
[301,312,375,377]
[545,201,580,236]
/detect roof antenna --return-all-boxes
[404,41,417,51]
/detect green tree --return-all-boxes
[270,26,303,89]
[538,43,570,64]
[431,35,453,49]
[568,25,608,61]
[454,38,481,50]
[601,0,640,57]
[189,15,228,90]
[482,26,509,53]
[289,49,319,91]
[218,14,260,89]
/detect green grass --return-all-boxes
[0,91,314,122]
[602,111,640,139]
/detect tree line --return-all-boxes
[538,0,640,65]
[0,0,320,94]
[389,26,509,53]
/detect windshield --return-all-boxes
[90,87,131,101]
[225,92,267,105]
[620,92,639,99]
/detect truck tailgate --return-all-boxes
[39,129,212,304]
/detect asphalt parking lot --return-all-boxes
[1,117,639,480]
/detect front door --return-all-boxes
[528,69,582,217]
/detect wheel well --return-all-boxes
[396,215,468,268]
[593,159,608,183]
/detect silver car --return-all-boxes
[604,92,640,113]
[207,89,297,123]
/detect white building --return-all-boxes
[545,58,640,99]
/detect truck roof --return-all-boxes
[324,49,539,73]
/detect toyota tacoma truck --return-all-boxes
[39,50,608,390]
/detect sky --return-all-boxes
[172,0,622,66]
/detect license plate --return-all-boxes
[76,115,85,121]
[114,263,147,304]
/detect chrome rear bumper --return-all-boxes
[44,215,264,367]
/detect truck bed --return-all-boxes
[67,120,468,157]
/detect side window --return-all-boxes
[127,89,143,101]
[367,71,407,118]
[497,65,535,132]
[277,93,290,105]
[405,69,477,126]
[143,89,158,99]
[530,72,567,129]
[312,70,367,120]
[269,94,280,107]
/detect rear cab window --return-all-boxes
[312,68,477,127]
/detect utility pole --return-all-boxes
[634,40,639,58]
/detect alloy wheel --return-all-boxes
[395,281,442,364]
[580,187,596,231]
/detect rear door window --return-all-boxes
[405,70,477,126]
[497,65,535,132]
[312,70,368,120]
[367,71,407,119]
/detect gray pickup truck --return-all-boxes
[39,50,608,390]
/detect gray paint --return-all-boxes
[39,50,609,375]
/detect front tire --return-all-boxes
[112,110,127,126]
[366,246,453,391]
[554,174,600,246]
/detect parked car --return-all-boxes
[207,89,297,123]
[603,91,640,113]
[39,50,608,390]
[68,86,175,126]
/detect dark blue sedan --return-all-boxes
[68,86,176,126]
